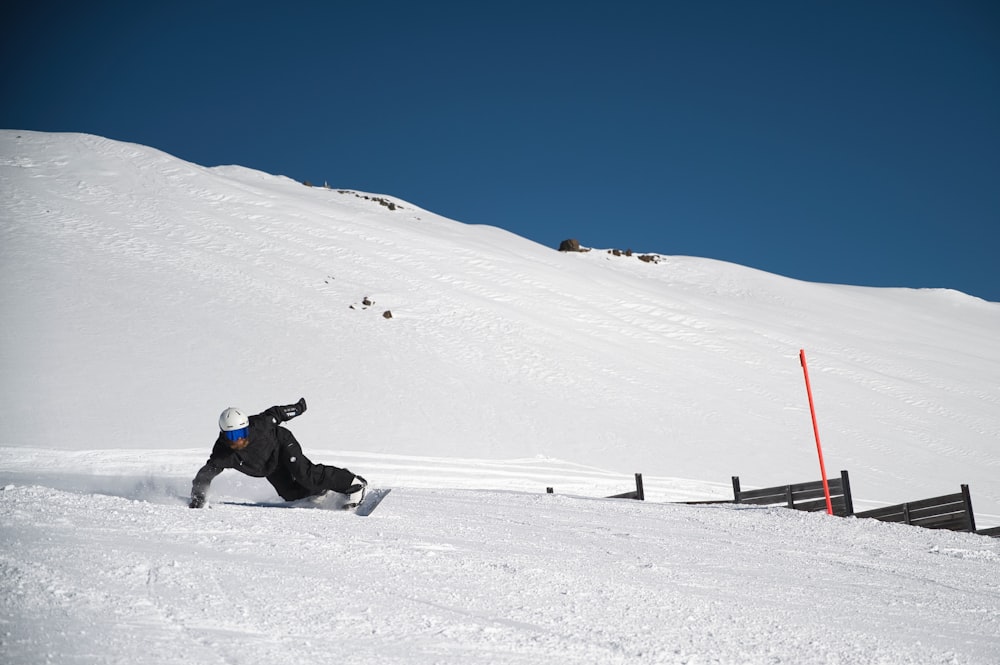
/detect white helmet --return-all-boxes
[219,407,249,432]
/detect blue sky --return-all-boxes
[4,1,999,301]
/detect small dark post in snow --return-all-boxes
[961,484,977,533]
[841,470,855,516]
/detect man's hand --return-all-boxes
[279,398,307,422]
[189,494,206,509]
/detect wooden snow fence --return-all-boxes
[730,470,855,517]
[854,484,981,534]
[605,473,645,501]
[543,470,999,538]
[545,473,645,501]
[720,474,998,538]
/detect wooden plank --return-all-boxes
[740,487,786,503]
[682,499,736,505]
[737,492,790,504]
[977,526,1000,538]
[901,492,965,512]
[738,495,787,506]
[737,486,792,502]
[907,506,968,522]
[792,498,835,513]
[853,507,895,520]
[905,501,968,522]
[788,486,842,503]
[795,496,849,515]
[909,512,972,531]
[856,504,909,521]
[861,511,909,524]
[787,478,843,494]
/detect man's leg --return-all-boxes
[277,428,358,494]
[266,464,314,501]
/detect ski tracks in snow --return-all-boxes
[3,483,1000,664]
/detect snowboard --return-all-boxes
[353,488,391,517]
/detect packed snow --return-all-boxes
[1,130,999,663]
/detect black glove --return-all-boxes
[279,397,307,422]
[189,494,206,509]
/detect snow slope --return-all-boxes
[1,131,999,663]
[3,483,1000,664]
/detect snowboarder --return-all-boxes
[188,398,366,508]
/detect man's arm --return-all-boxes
[264,397,307,424]
[189,459,224,508]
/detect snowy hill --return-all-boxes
[2,131,999,663]
[2,129,998,514]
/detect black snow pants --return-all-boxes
[267,427,357,501]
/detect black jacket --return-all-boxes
[191,406,290,498]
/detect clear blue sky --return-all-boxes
[4,1,998,301]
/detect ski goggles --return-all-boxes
[223,427,249,442]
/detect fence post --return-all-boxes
[840,470,854,516]
[732,476,742,503]
[634,473,645,501]
[961,485,977,533]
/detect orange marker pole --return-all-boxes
[800,349,834,515]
